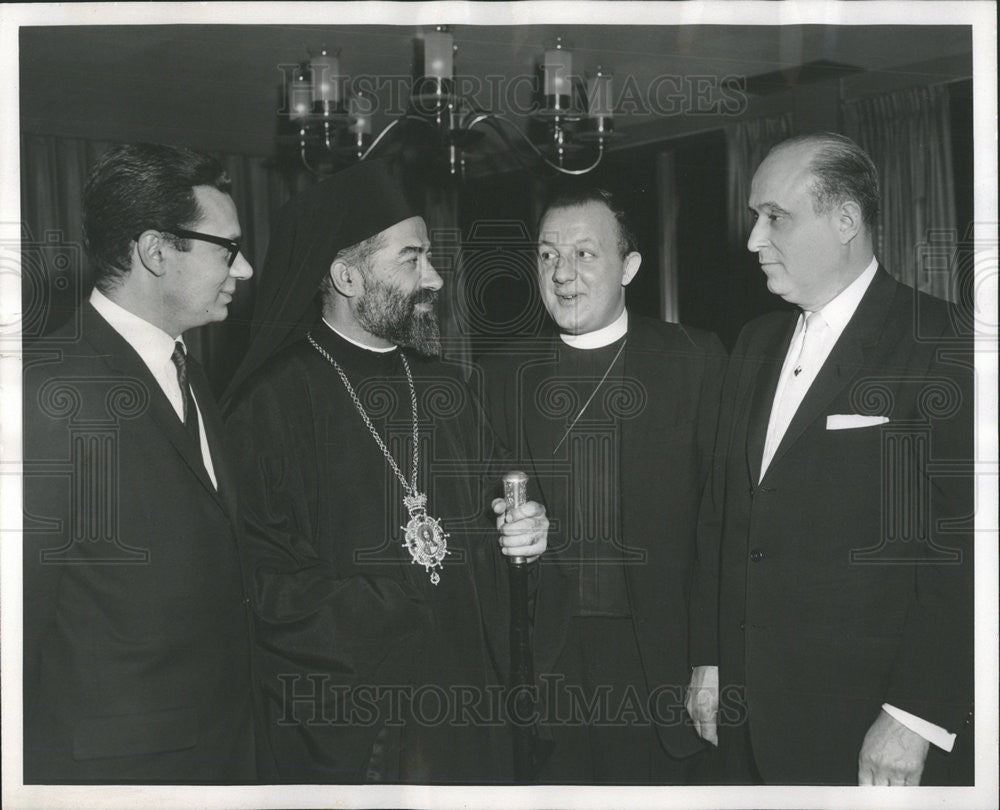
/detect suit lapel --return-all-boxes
[619,318,668,597]
[82,304,229,513]
[745,314,798,485]
[619,318,657,548]
[763,268,900,478]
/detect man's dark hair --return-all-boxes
[775,132,880,231]
[539,186,639,257]
[83,142,232,291]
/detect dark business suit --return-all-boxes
[480,313,726,773]
[22,303,257,783]
[691,268,974,784]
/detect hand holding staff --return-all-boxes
[491,474,547,563]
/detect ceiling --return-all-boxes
[19,23,973,170]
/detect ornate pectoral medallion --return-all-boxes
[309,334,448,584]
[401,492,450,585]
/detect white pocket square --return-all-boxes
[826,414,890,430]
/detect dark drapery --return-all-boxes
[725,113,795,251]
[843,84,958,301]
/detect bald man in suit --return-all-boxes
[687,133,973,785]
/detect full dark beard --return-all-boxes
[355,279,441,357]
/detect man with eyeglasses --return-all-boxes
[22,142,260,782]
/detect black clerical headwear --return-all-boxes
[223,159,418,405]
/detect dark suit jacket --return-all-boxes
[22,303,258,783]
[691,268,974,784]
[479,313,726,758]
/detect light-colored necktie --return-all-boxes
[791,311,827,379]
[760,311,828,477]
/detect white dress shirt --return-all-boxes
[758,258,955,752]
[760,257,879,478]
[90,289,218,488]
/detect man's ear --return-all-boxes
[135,230,167,277]
[836,201,863,245]
[329,259,363,298]
[621,252,642,287]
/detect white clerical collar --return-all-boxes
[322,317,397,353]
[90,287,181,367]
[809,257,878,331]
[559,309,629,349]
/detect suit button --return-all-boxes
[739,620,746,631]
[749,549,765,562]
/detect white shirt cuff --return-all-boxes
[882,703,956,752]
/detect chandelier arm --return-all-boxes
[359,117,406,160]
[299,141,326,177]
[552,142,605,176]
[359,115,443,161]
[469,113,547,160]
[471,114,606,176]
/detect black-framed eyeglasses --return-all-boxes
[165,229,242,267]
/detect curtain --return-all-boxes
[725,113,794,250]
[20,135,112,341]
[20,133,300,392]
[843,85,957,301]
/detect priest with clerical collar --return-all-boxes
[224,159,548,784]
[479,186,727,785]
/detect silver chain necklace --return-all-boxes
[308,332,449,585]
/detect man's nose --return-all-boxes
[747,218,767,253]
[230,251,253,280]
[551,253,576,284]
[422,258,444,291]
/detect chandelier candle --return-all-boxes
[310,48,340,106]
[424,27,454,80]
[543,38,573,107]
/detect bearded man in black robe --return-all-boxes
[223,160,548,784]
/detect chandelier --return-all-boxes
[279,27,618,177]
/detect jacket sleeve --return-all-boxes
[882,315,975,734]
[689,327,744,668]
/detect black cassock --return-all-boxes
[478,313,726,782]
[226,325,511,783]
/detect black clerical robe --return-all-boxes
[541,335,633,617]
[225,327,511,784]
[478,313,726,771]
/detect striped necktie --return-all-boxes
[170,341,202,450]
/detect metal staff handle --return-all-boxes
[503,470,530,565]
[502,470,536,781]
